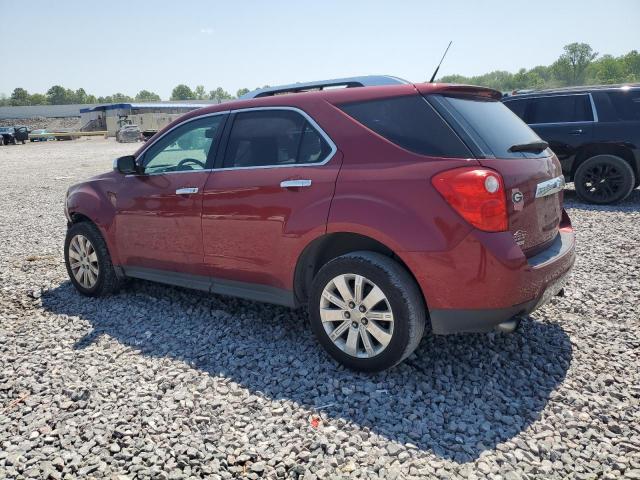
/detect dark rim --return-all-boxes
[580,162,625,202]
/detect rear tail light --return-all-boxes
[432,167,508,232]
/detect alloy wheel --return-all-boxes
[320,273,394,358]
[68,234,99,289]
[581,163,625,202]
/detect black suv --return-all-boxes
[0,126,29,145]
[503,85,640,204]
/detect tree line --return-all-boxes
[0,85,255,107]
[1,43,637,107]
[437,43,639,92]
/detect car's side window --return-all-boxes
[503,99,529,122]
[528,94,593,124]
[222,110,332,168]
[142,115,225,174]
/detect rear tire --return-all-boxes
[574,154,635,204]
[64,221,121,297]
[309,251,426,372]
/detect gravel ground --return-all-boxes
[1,138,639,479]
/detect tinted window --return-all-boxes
[441,95,544,158]
[593,90,640,122]
[528,94,593,124]
[143,115,225,174]
[339,95,471,157]
[223,110,331,168]
[503,98,529,121]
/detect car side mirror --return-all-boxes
[115,155,138,174]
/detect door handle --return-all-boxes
[280,179,312,189]
[568,129,583,135]
[176,187,199,195]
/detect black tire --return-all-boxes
[21,140,25,144]
[309,251,426,372]
[64,221,121,297]
[574,154,635,204]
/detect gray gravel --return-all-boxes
[1,138,639,479]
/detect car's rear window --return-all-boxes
[338,95,472,158]
[593,90,640,122]
[439,95,546,159]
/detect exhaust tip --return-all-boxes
[495,315,523,333]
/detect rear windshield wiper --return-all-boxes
[508,141,549,153]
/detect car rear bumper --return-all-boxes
[401,211,576,334]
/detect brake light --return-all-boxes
[432,167,508,232]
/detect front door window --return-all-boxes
[142,115,225,174]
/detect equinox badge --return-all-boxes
[536,176,565,198]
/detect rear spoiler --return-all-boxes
[415,83,502,100]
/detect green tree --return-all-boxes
[194,85,207,100]
[46,85,69,104]
[171,84,195,100]
[73,88,88,104]
[208,87,233,102]
[29,93,47,105]
[589,55,625,84]
[10,88,30,106]
[135,90,161,102]
[110,93,134,103]
[620,50,640,81]
[552,42,598,85]
[236,87,250,97]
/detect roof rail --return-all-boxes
[507,83,640,97]
[240,75,410,99]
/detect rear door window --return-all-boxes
[338,95,472,158]
[593,90,640,121]
[436,95,545,159]
[222,110,332,168]
[528,94,594,124]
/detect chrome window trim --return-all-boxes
[215,106,338,171]
[588,93,599,122]
[528,120,595,127]
[122,106,337,176]
[131,110,231,168]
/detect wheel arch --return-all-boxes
[293,232,427,310]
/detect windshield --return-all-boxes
[0,127,13,133]
[439,95,547,159]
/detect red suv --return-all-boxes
[64,76,576,371]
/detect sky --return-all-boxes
[1,0,638,100]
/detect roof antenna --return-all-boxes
[429,41,453,83]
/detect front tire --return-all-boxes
[574,154,635,204]
[64,221,121,296]
[309,251,426,372]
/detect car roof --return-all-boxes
[181,82,502,119]
[505,84,640,99]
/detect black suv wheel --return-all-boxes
[309,251,426,372]
[574,155,635,204]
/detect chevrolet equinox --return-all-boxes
[64,76,576,371]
